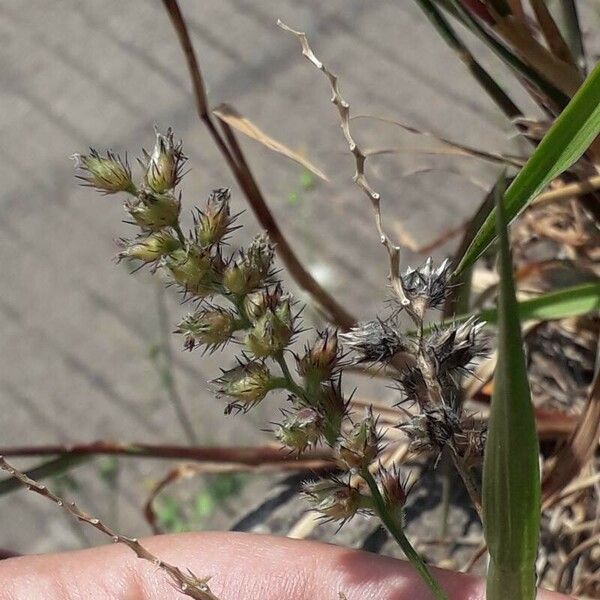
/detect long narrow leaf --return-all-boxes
[478,280,600,324]
[443,0,570,108]
[456,62,600,274]
[213,103,328,181]
[482,180,540,600]
[415,280,600,338]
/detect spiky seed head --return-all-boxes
[426,317,488,378]
[166,246,217,298]
[340,318,409,364]
[175,308,235,352]
[275,407,323,453]
[297,329,341,382]
[453,413,487,466]
[117,231,180,263]
[304,477,370,523]
[194,188,237,247]
[395,367,427,407]
[143,127,186,194]
[72,149,134,195]
[245,298,294,358]
[223,234,275,295]
[244,285,284,324]
[215,361,273,413]
[317,376,348,443]
[337,408,380,470]
[125,191,181,231]
[401,257,452,316]
[398,406,461,454]
[377,464,408,518]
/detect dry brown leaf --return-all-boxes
[532,174,600,206]
[357,115,524,168]
[542,370,600,505]
[530,0,577,68]
[506,0,526,21]
[213,103,328,181]
[489,12,582,97]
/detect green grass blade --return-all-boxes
[456,62,600,274]
[416,281,600,337]
[482,179,540,600]
[478,280,600,324]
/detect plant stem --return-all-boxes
[360,469,449,600]
[0,442,333,463]
[173,223,187,246]
[275,352,306,400]
[448,445,482,519]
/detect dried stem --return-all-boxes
[415,325,484,518]
[0,456,219,600]
[0,441,333,464]
[162,0,355,329]
[277,21,409,306]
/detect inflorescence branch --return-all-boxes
[277,20,409,307]
[0,457,219,600]
[70,122,492,600]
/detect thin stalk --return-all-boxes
[0,442,333,463]
[361,469,449,600]
[173,222,187,246]
[275,351,307,400]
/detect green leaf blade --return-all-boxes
[482,180,541,600]
[456,61,600,274]
[478,280,600,324]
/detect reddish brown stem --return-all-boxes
[0,441,333,465]
[161,0,355,329]
[459,0,495,24]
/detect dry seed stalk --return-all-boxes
[277,20,409,307]
[0,457,219,600]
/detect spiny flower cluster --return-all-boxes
[75,128,488,532]
[342,262,489,462]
